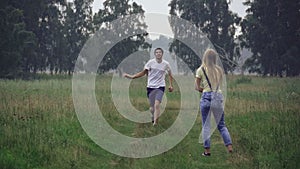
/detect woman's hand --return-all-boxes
[198,87,203,93]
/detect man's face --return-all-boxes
[154,49,163,60]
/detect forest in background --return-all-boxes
[0,0,299,78]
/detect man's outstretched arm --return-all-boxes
[123,69,148,79]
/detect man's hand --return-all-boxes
[123,73,133,79]
[168,86,173,92]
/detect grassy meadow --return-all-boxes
[0,75,299,169]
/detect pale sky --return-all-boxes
[92,0,247,18]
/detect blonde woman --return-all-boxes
[195,49,233,156]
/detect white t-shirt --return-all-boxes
[144,59,171,88]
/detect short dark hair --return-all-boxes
[154,48,164,54]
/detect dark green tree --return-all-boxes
[0,5,35,78]
[93,0,150,73]
[0,0,68,78]
[169,0,241,73]
[241,0,300,76]
[63,0,94,74]
[38,1,67,74]
[12,0,60,74]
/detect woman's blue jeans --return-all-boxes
[200,92,232,148]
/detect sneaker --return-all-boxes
[202,152,211,157]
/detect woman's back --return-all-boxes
[196,49,223,92]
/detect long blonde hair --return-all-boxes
[201,49,223,89]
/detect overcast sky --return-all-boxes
[92,0,247,18]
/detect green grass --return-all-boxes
[0,75,299,169]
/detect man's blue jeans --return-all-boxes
[200,92,232,148]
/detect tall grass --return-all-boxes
[226,76,300,169]
[0,75,299,168]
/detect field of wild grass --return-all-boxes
[0,75,299,169]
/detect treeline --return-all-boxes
[0,0,299,78]
[0,0,93,78]
[241,0,300,76]
[169,0,300,76]
[0,0,149,79]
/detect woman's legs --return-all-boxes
[213,110,233,152]
[201,97,211,153]
[201,103,211,153]
[202,111,211,155]
[200,92,233,155]
[202,111,211,150]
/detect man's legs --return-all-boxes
[150,107,154,123]
[153,100,161,125]
[149,100,161,125]
[148,88,155,123]
[148,88,164,125]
